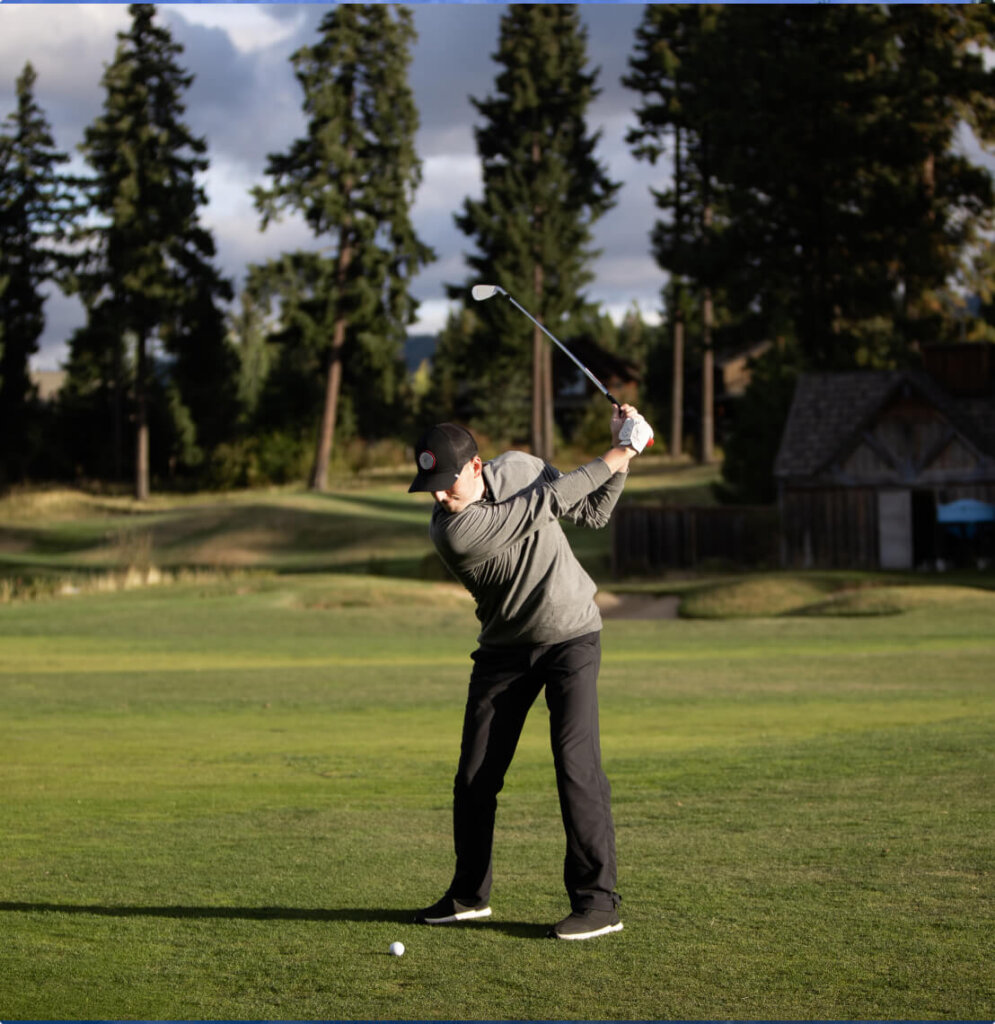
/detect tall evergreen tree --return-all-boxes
[59,304,131,481]
[0,63,74,486]
[73,3,234,499]
[253,4,433,492]
[625,4,995,496]
[695,4,995,368]
[877,5,995,350]
[715,5,916,368]
[625,5,739,463]
[453,4,619,459]
[228,289,276,424]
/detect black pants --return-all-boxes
[445,630,619,912]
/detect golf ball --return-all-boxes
[389,941,405,957]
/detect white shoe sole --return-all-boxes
[554,920,623,941]
[423,906,492,924]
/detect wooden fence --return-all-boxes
[779,487,878,569]
[611,504,780,575]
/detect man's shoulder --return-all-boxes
[489,450,545,472]
[485,450,556,496]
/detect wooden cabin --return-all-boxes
[774,345,995,569]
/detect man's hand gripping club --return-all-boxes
[601,403,653,474]
[617,408,654,453]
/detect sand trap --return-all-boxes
[597,592,680,619]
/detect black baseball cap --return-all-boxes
[408,423,478,493]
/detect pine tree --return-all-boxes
[74,4,233,499]
[625,4,729,463]
[228,290,276,424]
[877,5,995,350]
[696,4,995,367]
[626,4,995,492]
[454,4,619,459]
[253,4,433,491]
[627,6,693,460]
[0,63,74,486]
[59,303,131,481]
[716,5,910,368]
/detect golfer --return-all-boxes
[407,403,646,940]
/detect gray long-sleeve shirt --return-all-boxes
[429,451,627,647]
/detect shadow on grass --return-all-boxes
[0,901,548,938]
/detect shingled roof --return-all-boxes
[774,369,995,481]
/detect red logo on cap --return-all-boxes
[418,451,437,471]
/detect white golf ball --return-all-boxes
[389,941,405,957]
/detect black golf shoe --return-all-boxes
[548,906,623,940]
[413,895,492,925]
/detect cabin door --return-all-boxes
[878,489,912,569]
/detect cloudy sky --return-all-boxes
[0,2,674,370]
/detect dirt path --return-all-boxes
[596,592,680,619]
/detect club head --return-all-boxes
[471,284,504,302]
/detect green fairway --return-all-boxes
[0,458,717,589]
[1,572,992,1020]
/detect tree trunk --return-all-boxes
[671,127,686,461]
[670,300,685,459]
[310,229,353,492]
[545,343,554,458]
[531,324,554,463]
[310,320,346,492]
[113,339,124,483]
[700,285,715,465]
[528,331,552,464]
[700,195,715,465]
[135,332,149,500]
[542,340,553,462]
[531,260,554,462]
[529,130,554,464]
[532,322,546,460]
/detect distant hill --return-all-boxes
[404,334,437,373]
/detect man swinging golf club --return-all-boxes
[408,366,652,939]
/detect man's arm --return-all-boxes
[599,445,638,476]
[436,404,646,561]
[560,404,641,527]
[436,458,616,562]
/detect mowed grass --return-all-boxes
[0,485,435,578]
[2,572,993,1020]
[0,456,716,585]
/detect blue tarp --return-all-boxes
[936,498,995,524]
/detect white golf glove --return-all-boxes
[618,413,654,453]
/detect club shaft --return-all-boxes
[502,294,619,407]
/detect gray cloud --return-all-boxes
[1,3,666,368]
[406,4,663,320]
[409,4,502,143]
[0,7,128,161]
[160,14,263,153]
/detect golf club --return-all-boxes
[471,284,623,407]
[471,283,653,447]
